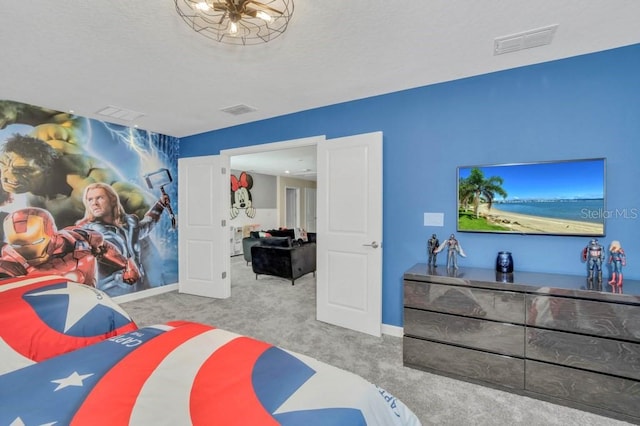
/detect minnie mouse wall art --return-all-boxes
[230,171,256,219]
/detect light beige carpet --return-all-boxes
[121,255,632,425]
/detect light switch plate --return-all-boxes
[424,212,444,227]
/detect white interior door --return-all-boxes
[178,155,230,298]
[316,131,383,336]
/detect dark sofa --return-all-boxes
[260,229,316,243]
[250,237,316,285]
[242,236,261,265]
[242,229,316,265]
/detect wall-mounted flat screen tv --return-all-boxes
[457,158,606,236]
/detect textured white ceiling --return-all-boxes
[1,1,639,138]
[230,145,318,180]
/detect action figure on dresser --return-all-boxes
[435,233,466,270]
[427,234,439,268]
[581,238,605,291]
[607,240,626,293]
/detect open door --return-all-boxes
[178,155,230,298]
[316,132,383,336]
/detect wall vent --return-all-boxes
[96,105,145,121]
[221,104,257,115]
[494,24,558,55]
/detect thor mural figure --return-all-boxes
[76,182,170,295]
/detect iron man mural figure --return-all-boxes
[0,208,140,286]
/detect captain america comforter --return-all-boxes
[0,274,137,375]
[0,321,422,425]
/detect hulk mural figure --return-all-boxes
[0,100,151,227]
[0,100,76,133]
[0,134,150,228]
[0,99,178,295]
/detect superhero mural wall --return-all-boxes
[0,100,178,297]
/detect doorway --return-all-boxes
[218,132,383,336]
[284,187,300,229]
[223,136,324,300]
[304,188,317,232]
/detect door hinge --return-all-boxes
[221,167,226,174]
[222,271,227,279]
[221,219,226,227]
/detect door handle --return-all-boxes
[363,241,379,249]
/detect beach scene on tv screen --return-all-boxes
[457,159,605,236]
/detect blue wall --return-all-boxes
[180,44,640,328]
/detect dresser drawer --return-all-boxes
[525,295,640,341]
[404,280,525,323]
[526,328,640,380]
[526,360,640,419]
[403,337,524,390]
[405,308,524,356]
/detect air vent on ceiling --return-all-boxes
[494,24,558,55]
[221,104,257,116]
[96,105,145,121]
[291,168,316,177]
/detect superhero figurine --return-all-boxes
[608,240,626,293]
[581,238,605,291]
[0,208,140,286]
[435,234,466,270]
[427,234,439,268]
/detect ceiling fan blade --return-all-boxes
[246,0,284,16]
[244,7,260,18]
[212,2,230,12]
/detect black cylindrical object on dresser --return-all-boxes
[496,251,514,273]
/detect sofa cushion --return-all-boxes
[266,229,296,239]
[242,237,262,263]
[251,242,316,285]
[251,231,274,238]
[259,236,291,248]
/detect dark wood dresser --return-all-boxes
[403,263,640,423]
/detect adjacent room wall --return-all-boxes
[180,43,640,327]
[229,169,278,231]
[277,176,317,229]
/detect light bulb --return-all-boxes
[195,2,210,11]
[229,21,238,35]
[255,11,272,22]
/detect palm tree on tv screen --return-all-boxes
[459,168,508,218]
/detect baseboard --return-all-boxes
[114,283,178,304]
[382,323,403,338]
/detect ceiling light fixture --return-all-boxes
[174,0,294,46]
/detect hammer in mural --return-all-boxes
[144,168,177,229]
[230,171,256,219]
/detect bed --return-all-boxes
[0,274,137,374]
[0,276,421,425]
